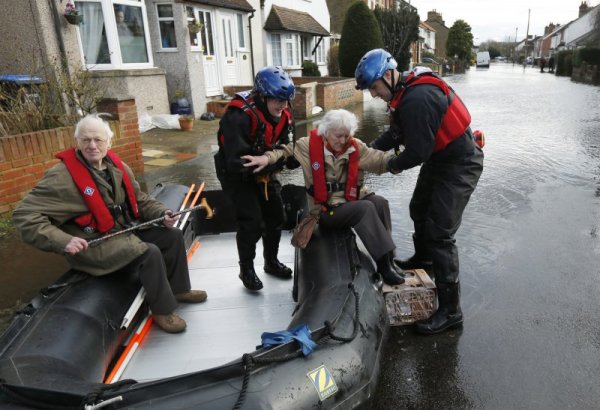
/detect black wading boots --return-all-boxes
[415,282,463,334]
[394,233,433,271]
[239,262,263,291]
[376,255,405,285]
[264,258,293,278]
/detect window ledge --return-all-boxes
[88,67,166,78]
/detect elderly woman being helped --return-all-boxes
[242,109,404,285]
[13,114,207,334]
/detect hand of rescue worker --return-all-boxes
[387,156,402,175]
[64,236,89,255]
[241,155,269,173]
[163,210,179,227]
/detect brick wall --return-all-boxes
[217,78,361,120]
[0,98,143,215]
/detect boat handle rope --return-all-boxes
[232,282,361,410]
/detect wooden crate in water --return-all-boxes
[383,269,437,326]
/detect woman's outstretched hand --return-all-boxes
[241,155,269,173]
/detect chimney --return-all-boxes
[579,1,589,17]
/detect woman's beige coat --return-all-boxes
[264,135,392,215]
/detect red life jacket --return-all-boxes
[390,71,471,152]
[308,129,360,204]
[56,148,140,233]
[218,91,292,151]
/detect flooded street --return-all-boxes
[2,63,600,408]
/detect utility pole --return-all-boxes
[525,9,531,66]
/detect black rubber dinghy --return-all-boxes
[0,183,390,409]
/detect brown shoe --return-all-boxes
[174,289,207,303]
[153,312,187,333]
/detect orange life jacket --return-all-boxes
[56,148,140,233]
[308,129,360,204]
[390,72,471,152]
[218,91,292,152]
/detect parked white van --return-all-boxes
[476,51,490,68]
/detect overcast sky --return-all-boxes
[409,0,599,43]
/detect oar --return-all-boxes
[87,203,205,247]
[176,181,205,229]
[178,183,195,215]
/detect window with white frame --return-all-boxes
[156,3,176,49]
[284,34,301,67]
[271,33,301,67]
[316,37,325,64]
[75,0,152,67]
[271,34,282,65]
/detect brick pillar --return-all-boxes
[97,97,144,176]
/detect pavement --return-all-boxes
[139,118,224,191]
[140,118,220,169]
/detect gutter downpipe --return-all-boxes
[47,0,73,114]
[248,11,256,79]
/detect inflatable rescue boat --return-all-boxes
[0,183,390,409]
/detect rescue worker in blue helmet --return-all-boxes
[355,49,484,334]
[214,66,296,291]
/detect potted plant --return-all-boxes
[170,89,192,115]
[188,19,203,34]
[64,1,82,25]
[178,115,194,131]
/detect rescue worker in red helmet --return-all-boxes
[214,66,296,291]
[355,49,484,334]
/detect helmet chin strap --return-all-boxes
[384,69,396,95]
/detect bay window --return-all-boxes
[270,33,301,68]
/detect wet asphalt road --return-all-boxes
[1,64,600,409]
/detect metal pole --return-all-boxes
[87,203,206,246]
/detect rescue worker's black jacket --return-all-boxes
[215,92,292,180]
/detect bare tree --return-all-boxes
[373,2,419,71]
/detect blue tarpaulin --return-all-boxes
[261,324,317,356]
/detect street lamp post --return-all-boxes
[513,27,518,66]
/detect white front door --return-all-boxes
[198,10,221,96]
[218,12,237,86]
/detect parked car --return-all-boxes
[421,57,439,65]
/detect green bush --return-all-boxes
[338,1,383,78]
[556,50,573,76]
[302,60,321,77]
[573,47,600,67]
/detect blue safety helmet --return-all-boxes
[254,66,295,101]
[354,49,398,90]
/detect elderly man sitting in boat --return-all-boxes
[12,114,207,334]
[242,109,405,285]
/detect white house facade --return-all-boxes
[247,0,331,77]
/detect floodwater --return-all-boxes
[2,63,600,408]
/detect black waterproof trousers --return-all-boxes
[220,176,286,266]
[409,139,484,284]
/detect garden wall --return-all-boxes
[207,77,361,120]
[0,98,143,215]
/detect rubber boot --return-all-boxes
[263,230,292,278]
[395,233,433,271]
[239,262,263,291]
[388,252,406,278]
[264,258,292,278]
[376,255,405,285]
[415,282,463,334]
